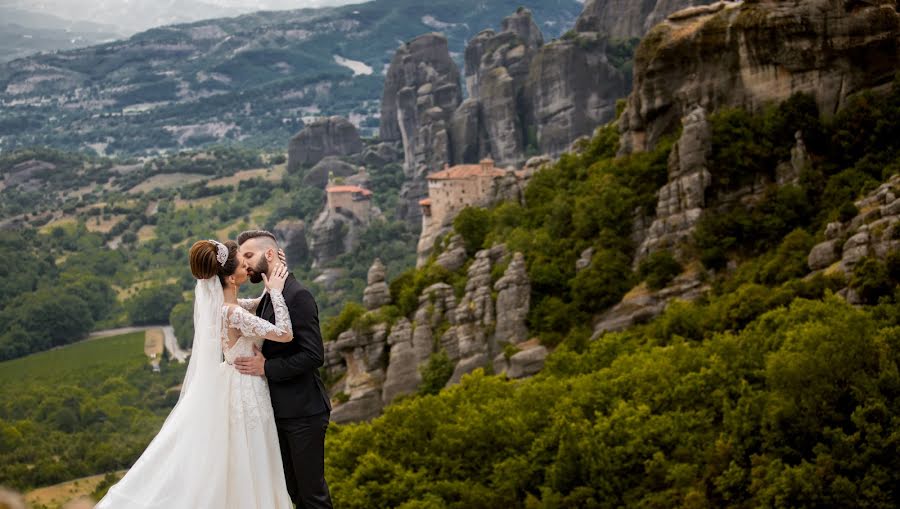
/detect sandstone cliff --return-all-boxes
[619,0,900,154]
[525,32,627,156]
[380,33,462,224]
[287,116,363,171]
[388,7,629,182]
[575,0,717,39]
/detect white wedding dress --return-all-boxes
[96,278,292,509]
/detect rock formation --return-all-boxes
[287,116,363,171]
[807,174,900,303]
[358,141,402,169]
[592,271,709,336]
[380,33,462,223]
[492,252,530,345]
[435,234,468,272]
[308,207,360,267]
[302,156,358,189]
[392,7,629,182]
[326,324,389,423]
[525,31,627,157]
[634,106,712,262]
[619,0,900,154]
[459,8,545,168]
[362,259,391,311]
[575,0,717,39]
[272,219,309,267]
[323,245,535,422]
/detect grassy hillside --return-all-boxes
[0,332,147,385]
[0,332,186,491]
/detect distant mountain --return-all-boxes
[0,0,583,155]
[0,7,122,62]
[0,0,362,35]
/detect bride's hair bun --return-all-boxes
[189,239,240,285]
[189,240,219,279]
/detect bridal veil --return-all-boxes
[96,277,230,508]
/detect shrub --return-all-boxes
[418,350,454,395]
[850,257,895,304]
[637,250,682,290]
[570,249,634,313]
[322,302,366,342]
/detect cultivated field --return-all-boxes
[0,332,146,385]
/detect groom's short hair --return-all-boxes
[237,229,278,247]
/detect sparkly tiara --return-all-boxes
[209,240,228,266]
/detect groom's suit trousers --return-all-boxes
[277,411,333,508]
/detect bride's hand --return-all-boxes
[277,248,288,269]
[262,262,288,292]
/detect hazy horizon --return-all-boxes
[2,0,365,35]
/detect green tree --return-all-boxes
[127,285,184,325]
[169,300,194,349]
[453,207,493,256]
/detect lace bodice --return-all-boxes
[222,289,292,364]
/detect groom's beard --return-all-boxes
[248,257,269,284]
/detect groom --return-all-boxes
[234,230,333,509]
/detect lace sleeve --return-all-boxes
[238,297,262,313]
[225,290,293,342]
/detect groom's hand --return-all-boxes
[234,344,266,377]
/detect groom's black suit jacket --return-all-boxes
[258,274,332,419]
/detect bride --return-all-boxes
[96,239,293,508]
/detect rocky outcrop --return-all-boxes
[494,339,549,380]
[327,324,389,423]
[385,5,635,208]
[457,9,545,168]
[362,259,391,311]
[493,252,530,345]
[380,319,421,405]
[272,219,308,267]
[302,156,358,189]
[308,207,359,268]
[435,234,468,272]
[634,106,712,262]
[444,246,504,385]
[449,98,490,165]
[619,0,900,154]
[380,33,462,223]
[287,116,363,171]
[526,32,627,157]
[382,284,455,404]
[324,246,535,422]
[453,7,627,166]
[807,174,900,303]
[358,141,402,169]
[575,0,717,39]
[592,271,709,337]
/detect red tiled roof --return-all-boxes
[427,164,507,180]
[327,185,372,196]
[419,198,431,206]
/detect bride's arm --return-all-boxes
[225,290,293,342]
[237,296,263,313]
